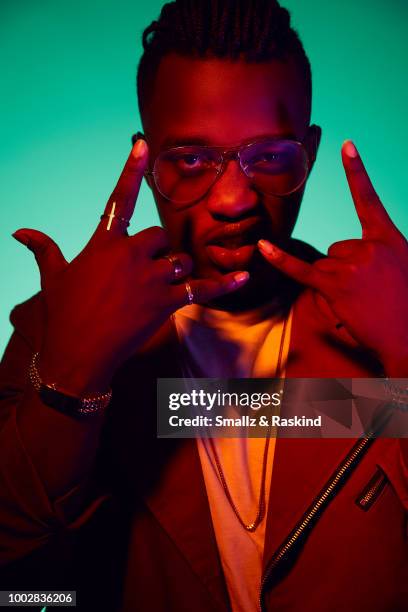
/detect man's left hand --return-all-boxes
[258,140,408,375]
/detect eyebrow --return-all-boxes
[160,135,213,149]
[160,131,298,149]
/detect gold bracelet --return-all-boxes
[29,352,112,416]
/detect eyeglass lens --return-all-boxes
[153,140,309,205]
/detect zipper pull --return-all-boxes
[355,468,388,511]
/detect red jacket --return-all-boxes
[0,288,407,611]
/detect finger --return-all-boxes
[155,252,193,283]
[341,141,396,241]
[131,226,170,258]
[327,239,361,259]
[12,228,67,289]
[171,271,250,307]
[258,240,329,291]
[96,139,148,238]
[313,257,339,273]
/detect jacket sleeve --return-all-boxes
[0,294,111,566]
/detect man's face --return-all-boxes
[143,53,318,304]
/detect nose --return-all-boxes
[206,159,259,219]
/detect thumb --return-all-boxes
[12,228,67,287]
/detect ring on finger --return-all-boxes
[184,281,194,305]
[100,201,130,231]
[164,254,184,282]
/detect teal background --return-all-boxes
[1,0,407,352]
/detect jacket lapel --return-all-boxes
[143,437,230,610]
[111,319,230,611]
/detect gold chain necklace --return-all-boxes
[207,313,289,532]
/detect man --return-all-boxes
[0,1,407,610]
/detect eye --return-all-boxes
[172,152,215,176]
[179,154,203,168]
[243,149,293,177]
[249,152,285,165]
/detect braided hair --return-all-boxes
[137,0,311,116]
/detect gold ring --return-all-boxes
[164,254,184,281]
[185,281,194,305]
[100,201,130,231]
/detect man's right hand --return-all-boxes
[13,139,249,395]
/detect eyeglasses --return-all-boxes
[141,136,311,207]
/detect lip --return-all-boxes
[205,216,264,248]
[206,244,257,271]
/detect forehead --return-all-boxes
[144,53,310,150]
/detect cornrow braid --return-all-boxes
[137,0,311,115]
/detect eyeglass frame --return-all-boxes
[131,130,314,206]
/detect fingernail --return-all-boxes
[258,239,275,255]
[12,229,31,246]
[233,271,250,286]
[343,140,358,159]
[132,138,147,159]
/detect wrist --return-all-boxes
[31,353,112,418]
[38,351,114,397]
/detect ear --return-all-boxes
[304,124,322,171]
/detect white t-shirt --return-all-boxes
[173,301,292,612]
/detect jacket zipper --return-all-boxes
[355,468,388,511]
[258,435,375,611]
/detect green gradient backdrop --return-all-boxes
[1,0,407,352]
